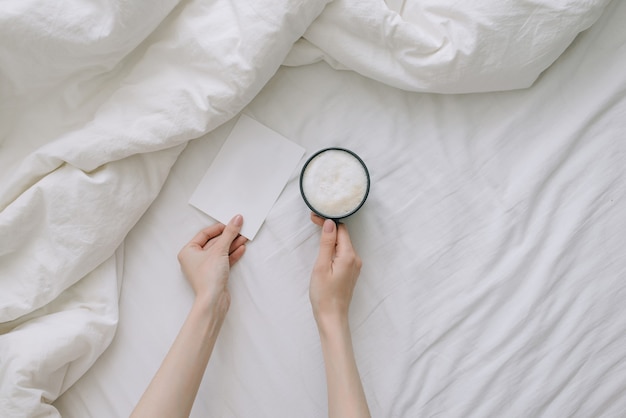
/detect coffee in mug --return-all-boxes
[300,148,370,220]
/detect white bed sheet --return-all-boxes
[55,1,626,416]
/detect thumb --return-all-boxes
[217,214,244,253]
[316,219,337,267]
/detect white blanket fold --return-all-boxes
[0,0,611,416]
[285,0,610,93]
[0,0,329,415]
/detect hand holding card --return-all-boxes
[189,114,305,240]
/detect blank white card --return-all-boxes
[189,114,305,240]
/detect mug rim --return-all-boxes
[299,147,370,220]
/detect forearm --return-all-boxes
[131,300,224,418]
[317,315,371,418]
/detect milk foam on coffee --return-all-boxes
[302,149,368,218]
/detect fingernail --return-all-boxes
[234,214,243,226]
[323,219,335,232]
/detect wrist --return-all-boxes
[315,311,350,338]
[191,295,229,330]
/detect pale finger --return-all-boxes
[335,222,356,257]
[315,219,337,268]
[229,235,248,255]
[310,212,325,226]
[187,223,225,249]
[215,214,244,254]
[229,244,246,266]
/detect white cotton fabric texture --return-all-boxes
[0,0,330,415]
[60,0,626,416]
[285,0,611,92]
[1,0,623,416]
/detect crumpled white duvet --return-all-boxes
[287,0,610,92]
[0,0,610,416]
